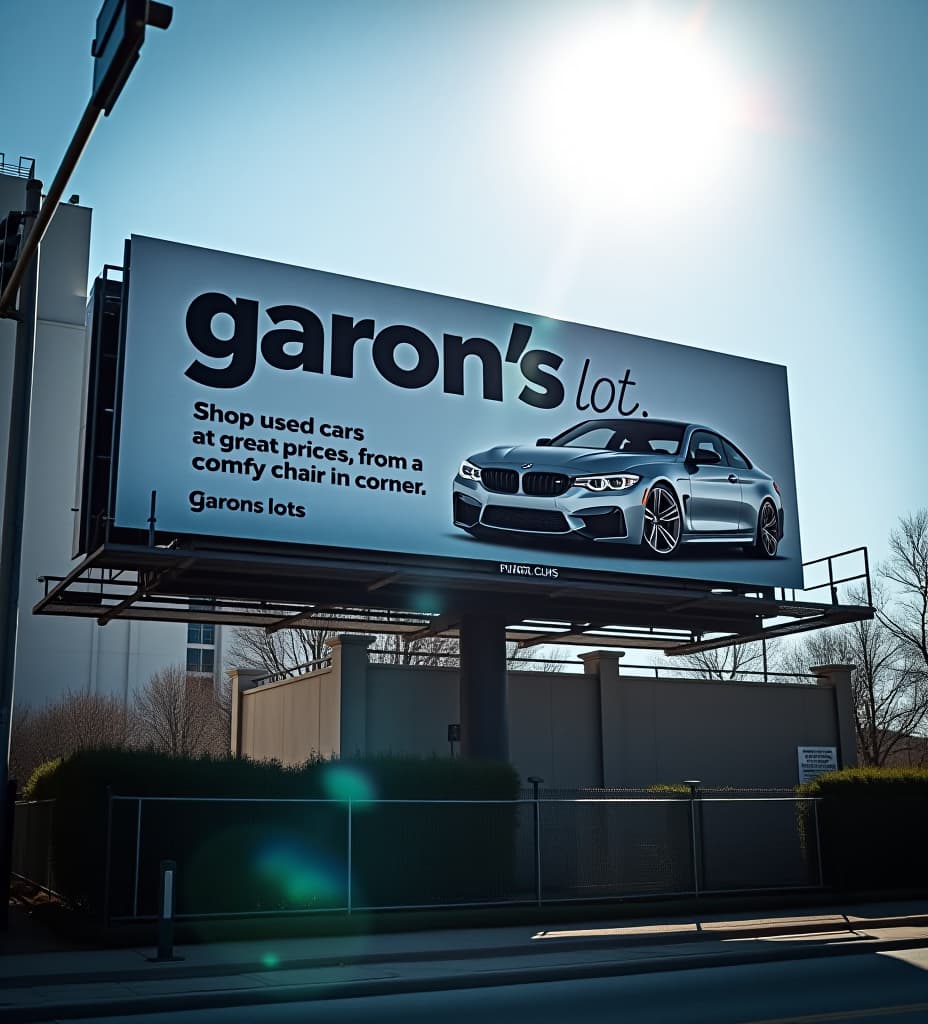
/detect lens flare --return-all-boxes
[321,762,377,803]
[255,840,343,907]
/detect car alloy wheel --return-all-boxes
[643,484,681,556]
[756,500,779,558]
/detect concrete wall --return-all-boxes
[509,671,602,788]
[602,673,841,788]
[239,666,340,763]
[234,636,856,788]
[366,665,458,757]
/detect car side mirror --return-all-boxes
[535,438,552,446]
[690,449,722,465]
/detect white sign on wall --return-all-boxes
[112,235,805,589]
[797,746,838,784]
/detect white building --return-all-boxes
[0,157,221,708]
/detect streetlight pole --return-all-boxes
[0,0,172,928]
[0,179,41,926]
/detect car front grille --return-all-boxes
[522,472,570,497]
[481,469,519,494]
[481,506,570,533]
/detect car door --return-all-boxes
[721,437,755,531]
[685,430,743,532]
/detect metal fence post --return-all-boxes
[684,780,702,895]
[528,777,543,907]
[813,798,824,888]
[132,798,142,918]
[0,780,15,930]
[346,799,353,915]
[46,798,54,892]
[102,786,113,927]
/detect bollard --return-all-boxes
[154,859,180,962]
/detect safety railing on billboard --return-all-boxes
[6,791,826,923]
[779,546,872,607]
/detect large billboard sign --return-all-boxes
[111,236,804,589]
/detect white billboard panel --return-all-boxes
[114,236,804,589]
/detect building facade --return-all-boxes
[1,160,221,708]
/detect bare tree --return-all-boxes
[506,642,566,672]
[367,634,566,671]
[226,624,334,676]
[879,508,928,670]
[677,641,773,681]
[10,690,132,788]
[368,631,459,667]
[228,621,566,676]
[781,585,928,766]
[133,665,227,757]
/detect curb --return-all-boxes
[1,913,926,990]
[2,932,927,1023]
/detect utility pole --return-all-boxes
[0,0,172,928]
[0,179,41,927]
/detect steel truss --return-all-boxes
[34,541,873,656]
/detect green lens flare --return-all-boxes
[322,763,376,802]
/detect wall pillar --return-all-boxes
[579,650,624,787]
[229,668,264,756]
[809,663,858,768]
[329,634,374,758]
[459,614,509,761]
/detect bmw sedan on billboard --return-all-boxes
[106,236,804,590]
[453,419,784,559]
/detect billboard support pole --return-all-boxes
[459,614,509,762]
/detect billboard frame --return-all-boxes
[35,537,873,657]
[50,254,875,661]
[77,245,807,597]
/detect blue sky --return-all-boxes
[2,0,926,580]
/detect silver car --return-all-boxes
[453,419,784,558]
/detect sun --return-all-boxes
[522,9,742,214]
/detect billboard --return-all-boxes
[111,236,803,589]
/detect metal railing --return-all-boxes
[254,657,332,686]
[0,154,36,179]
[779,546,872,607]
[5,791,826,923]
[619,664,814,684]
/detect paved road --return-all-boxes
[62,944,928,1024]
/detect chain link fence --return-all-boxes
[14,791,821,921]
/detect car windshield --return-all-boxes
[550,420,684,455]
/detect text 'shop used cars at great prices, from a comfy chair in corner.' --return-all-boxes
[453,419,784,558]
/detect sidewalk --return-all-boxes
[2,899,927,1022]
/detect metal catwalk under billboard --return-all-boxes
[112,236,804,590]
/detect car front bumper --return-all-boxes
[453,476,648,544]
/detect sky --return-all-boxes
[2,0,926,585]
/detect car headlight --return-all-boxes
[459,460,482,481]
[573,474,640,492]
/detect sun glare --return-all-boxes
[524,10,742,214]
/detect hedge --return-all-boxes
[27,749,521,917]
[798,767,928,890]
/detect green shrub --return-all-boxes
[30,749,520,917]
[23,757,62,799]
[798,767,928,890]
